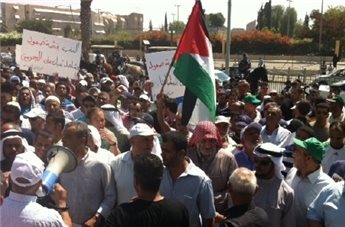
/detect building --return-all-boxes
[246,20,256,31]
[0,2,143,36]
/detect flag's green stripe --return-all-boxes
[174,54,215,120]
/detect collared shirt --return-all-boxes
[254,176,296,227]
[187,148,238,213]
[111,150,136,206]
[261,125,291,148]
[0,192,66,227]
[322,145,345,174]
[328,112,345,124]
[307,181,345,227]
[70,107,84,120]
[60,150,116,224]
[286,167,335,227]
[160,158,216,227]
[233,148,255,170]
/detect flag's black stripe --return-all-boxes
[181,88,197,126]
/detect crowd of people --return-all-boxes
[0,52,344,227]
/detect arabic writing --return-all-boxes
[148,58,171,71]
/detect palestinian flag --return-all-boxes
[173,0,216,128]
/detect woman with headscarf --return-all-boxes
[187,121,238,218]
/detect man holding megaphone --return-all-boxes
[59,122,116,227]
[0,151,73,227]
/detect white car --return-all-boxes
[311,68,345,85]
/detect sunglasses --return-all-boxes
[254,159,272,166]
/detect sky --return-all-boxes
[3,0,345,29]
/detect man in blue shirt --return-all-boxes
[160,131,216,227]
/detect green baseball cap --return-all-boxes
[293,137,325,162]
[244,95,261,106]
[327,96,344,107]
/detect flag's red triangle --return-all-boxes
[173,1,210,62]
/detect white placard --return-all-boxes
[145,51,184,100]
[19,29,81,79]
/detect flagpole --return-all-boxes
[159,0,201,95]
[159,65,173,94]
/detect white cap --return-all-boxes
[215,115,230,124]
[6,101,21,112]
[129,123,155,139]
[100,77,113,84]
[45,95,60,104]
[139,94,152,103]
[78,80,88,87]
[38,79,46,84]
[24,108,47,120]
[10,151,45,187]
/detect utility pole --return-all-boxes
[171,13,175,22]
[174,4,181,21]
[318,0,324,53]
[287,0,292,37]
[225,0,232,73]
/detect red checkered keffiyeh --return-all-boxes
[189,121,222,147]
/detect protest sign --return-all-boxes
[145,50,184,100]
[19,29,81,79]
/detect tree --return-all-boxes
[280,7,297,37]
[149,20,153,31]
[310,6,345,55]
[169,21,185,33]
[16,19,53,34]
[206,13,225,28]
[263,0,272,29]
[64,25,73,38]
[271,5,284,32]
[80,0,92,62]
[303,14,309,28]
[257,1,272,30]
[164,12,168,32]
[257,6,264,30]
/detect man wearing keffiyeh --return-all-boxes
[187,121,238,221]
[253,142,296,227]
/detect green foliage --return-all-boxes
[257,0,272,30]
[0,31,22,46]
[164,13,168,32]
[271,5,284,31]
[169,21,185,33]
[64,25,73,38]
[16,19,53,34]
[149,20,153,31]
[206,13,225,28]
[310,6,345,55]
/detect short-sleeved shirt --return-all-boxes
[160,158,216,227]
[261,125,291,148]
[286,167,335,227]
[322,145,345,174]
[307,181,345,227]
[111,151,136,206]
[104,198,189,227]
[0,192,67,227]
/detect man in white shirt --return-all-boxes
[286,137,335,227]
[0,151,72,227]
[111,123,156,205]
[261,105,291,147]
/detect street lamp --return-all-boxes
[225,0,232,73]
[287,0,292,37]
[318,0,324,53]
[174,4,181,21]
